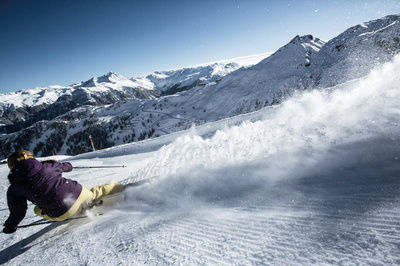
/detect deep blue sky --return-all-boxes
[1,0,400,93]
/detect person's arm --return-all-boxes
[57,162,73,172]
[42,160,73,173]
[3,187,28,233]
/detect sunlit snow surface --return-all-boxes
[1,56,400,265]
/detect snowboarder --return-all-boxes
[2,150,124,234]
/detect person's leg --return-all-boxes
[90,181,124,200]
[33,183,123,221]
[33,186,94,221]
[34,205,56,220]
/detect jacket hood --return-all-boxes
[8,158,42,183]
[19,159,42,177]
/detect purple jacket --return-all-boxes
[4,159,82,229]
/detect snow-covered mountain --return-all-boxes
[134,53,271,94]
[0,53,268,135]
[0,72,160,134]
[184,14,400,119]
[305,14,400,88]
[1,14,400,159]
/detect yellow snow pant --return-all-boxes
[34,182,124,221]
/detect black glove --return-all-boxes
[3,226,17,234]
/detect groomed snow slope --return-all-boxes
[0,55,400,265]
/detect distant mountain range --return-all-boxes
[1,14,399,158]
[0,54,267,134]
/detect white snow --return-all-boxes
[0,54,399,264]
[0,86,65,108]
[207,52,273,67]
[359,21,398,36]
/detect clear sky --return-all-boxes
[1,0,400,93]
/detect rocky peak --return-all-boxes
[289,34,314,44]
[97,72,126,84]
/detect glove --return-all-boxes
[3,226,17,234]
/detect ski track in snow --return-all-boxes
[1,56,400,264]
